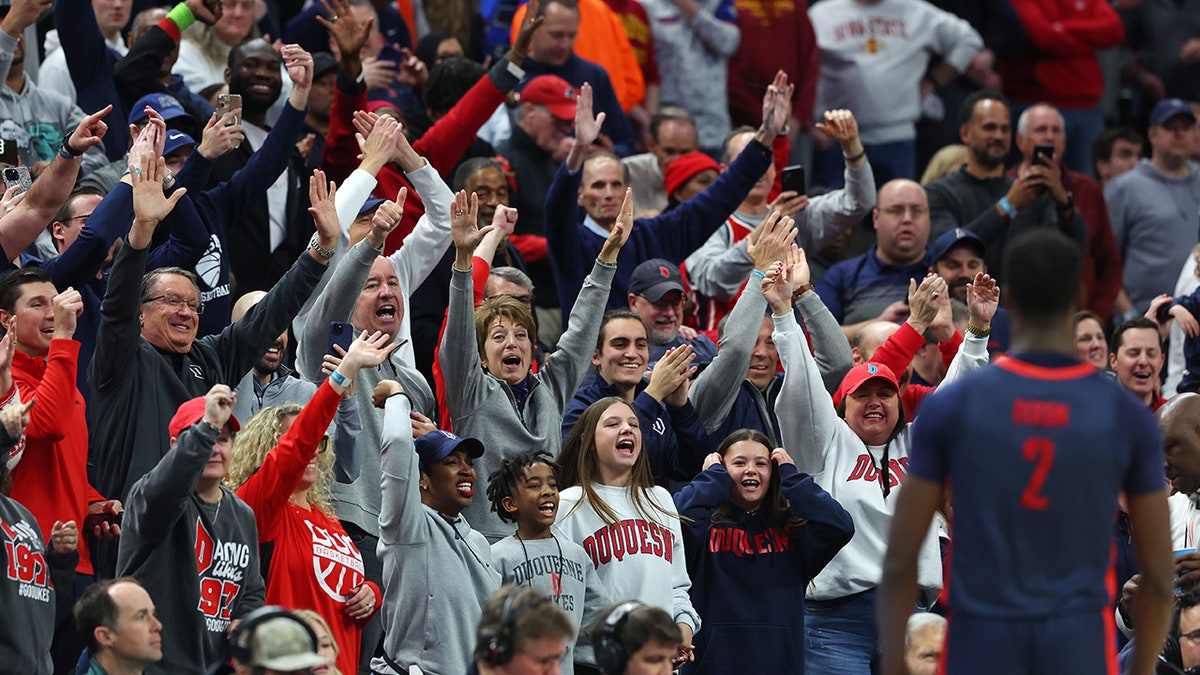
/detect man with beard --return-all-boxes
[626,258,716,369]
[927,227,1009,354]
[924,89,1086,279]
[228,291,361,482]
[205,39,316,298]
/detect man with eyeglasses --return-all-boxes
[924,88,1086,280]
[816,178,934,343]
[89,145,340,513]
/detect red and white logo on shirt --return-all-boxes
[305,519,365,601]
[2,516,50,602]
[195,517,249,634]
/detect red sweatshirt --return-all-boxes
[235,381,380,675]
[321,70,511,254]
[726,0,818,130]
[1001,0,1124,108]
[9,340,105,575]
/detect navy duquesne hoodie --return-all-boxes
[674,463,854,674]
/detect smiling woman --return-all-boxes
[672,429,852,674]
[552,397,700,672]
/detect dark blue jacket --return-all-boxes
[710,375,784,449]
[52,0,127,159]
[167,101,308,334]
[1161,290,1200,394]
[562,376,712,488]
[543,137,772,321]
[674,463,853,674]
[518,53,636,157]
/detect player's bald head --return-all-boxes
[1160,393,1200,435]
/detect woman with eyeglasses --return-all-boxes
[226,330,397,675]
[769,246,997,673]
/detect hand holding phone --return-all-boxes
[216,94,243,148]
[780,165,805,195]
[1032,144,1054,167]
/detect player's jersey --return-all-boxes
[907,352,1164,619]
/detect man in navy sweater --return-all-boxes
[543,72,792,325]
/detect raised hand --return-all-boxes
[1171,305,1200,338]
[755,71,793,142]
[574,82,606,151]
[202,384,236,431]
[281,44,314,89]
[702,452,722,471]
[906,274,947,334]
[185,0,223,24]
[1,0,51,35]
[0,184,25,220]
[395,47,428,88]
[307,169,339,245]
[67,105,113,156]
[130,156,187,247]
[337,330,400,379]
[815,109,863,160]
[645,345,697,403]
[491,204,519,238]
[127,108,165,172]
[357,114,402,174]
[770,447,794,466]
[451,190,492,268]
[361,57,399,91]
[51,288,83,341]
[410,411,436,438]
[317,0,372,64]
[598,188,633,263]
[0,392,32,437]
[965,272,1000,327]
[507,0,543,63]
[746,211,796,272]
[366,186,407,249]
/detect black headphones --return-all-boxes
[593,601,644,675]
[485,590,553,666]
[228,606,318,666]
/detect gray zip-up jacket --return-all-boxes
[296,236,436,537]
[375,394,499,675]
[441,260,615,542]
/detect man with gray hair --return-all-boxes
[1012,102,1122,321]
[904,613,946,675]
[621,107,700,216]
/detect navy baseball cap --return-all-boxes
[929,228,985,264]
[1150,98,1196,128]
[129,93,189,126]
[163,129,196,156]
[415,430,484,473]
[357,197,386,217]
[628,258,684,302]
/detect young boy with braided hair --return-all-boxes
[488,451,610,674]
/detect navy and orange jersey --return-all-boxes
[907,352,1164,619]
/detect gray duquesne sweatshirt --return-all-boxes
[118,421,265,675]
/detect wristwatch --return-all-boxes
[309,234,335,260]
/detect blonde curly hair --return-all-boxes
[225,404,335,517]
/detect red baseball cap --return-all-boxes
[168,396,241,440]
[832,362,900,408]
[519,75,578,121]
[664,152,719,199]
